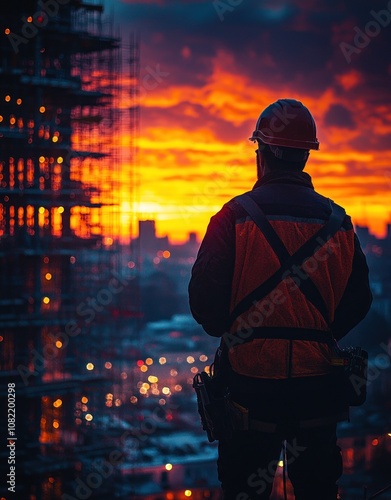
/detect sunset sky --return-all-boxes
[113,0,391,243]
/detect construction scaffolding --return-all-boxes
[0,1,137,498]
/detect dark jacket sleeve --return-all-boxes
[188,203,236,337]
[331,233,373,340]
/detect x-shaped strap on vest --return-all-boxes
[228,193,346,335]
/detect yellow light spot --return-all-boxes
[104,362,112,369]
[85,414,93,421]
[53,421,59,429]
[5,95,11,102]
[52,136,58,143]
[165,463,173,471]
[38,207,45,214]
[140,365,148,373]
[388,433,391,437]
[16,98,22,105]
[162,387,170,395]
[159,357,166,365]
[106,393,113,400]
[148,375,158,383]
[81,396,88,404]
[55,341,62,348]
[57,156,63,164]
[39,106,46,113]
[5,28,11,35]
[42,296,50,304]
[58,206,64,214]
[45,273,52,280]
[103,237,113,246]
[185,491,192,497]
[39,156,45,163]
[278,460,284,467]
[187,356,195,364]
[86,363,94,371]
[53,399,62,408]
[163,250,171,259]
[146,357,153,365]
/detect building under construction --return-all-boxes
[0,1,139,498]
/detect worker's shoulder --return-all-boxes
[225,187,353,230]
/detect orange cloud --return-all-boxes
[127,51,391,243]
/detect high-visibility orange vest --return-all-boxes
[226,197,355,379]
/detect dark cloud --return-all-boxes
[115,0,391,104]
[324,104,355,128]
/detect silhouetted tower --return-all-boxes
[0,1,127,498]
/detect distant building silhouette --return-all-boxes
[132,219,200,260]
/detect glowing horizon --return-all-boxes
[111,1,391,245]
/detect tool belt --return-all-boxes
[193,339,367,442]
[226,399,349,432]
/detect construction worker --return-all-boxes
[188,99,372,500]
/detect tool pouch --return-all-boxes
[331,345,368,406]
[225,399,249,431]
[193,368,231,442]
